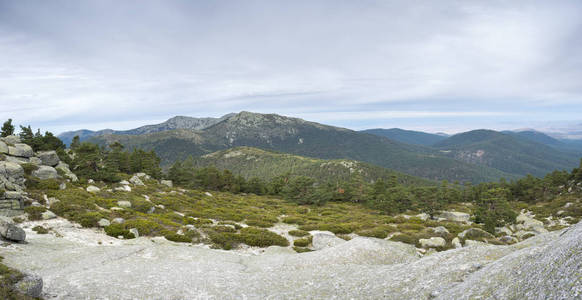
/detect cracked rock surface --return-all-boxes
[0,218,580,299]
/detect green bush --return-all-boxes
[24,206,46,221]
[32,225,49,234]
[104,224,135,239]
[208,231,239,250]
[238,227,289,247]
[245,218,274,228]
[293,246,313,253]
[26,178,60,190]
[163,231,192,243]
[397,223,425,232]
[282,216,305,225]
[20,163,38,175]
[123,219,165,236]
[356,225,396,239]
[390,233,417,245]
[74,212,103,228]
[184,218,213,226]
[293,237,311,247]
[288,229,310,237]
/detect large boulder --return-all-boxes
[458,228,494,240]
[419,237,446,248]
[55,162,78,182]
[37,150,60,167]
[117,201,132,208]
[41,210,57,220]
[0,161,24,179]
[312,232,346,250]
[32,166,58,180]
[0,140,8,154]
[86,185,101,193]
[8,143,33,158]
[439,211,471,223]
[0,216,26,242]
[2,135,21,144]
[14,274,43,298]
[161,180,173,187]
[129,175,145,186]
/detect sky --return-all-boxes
[1,0,582,136]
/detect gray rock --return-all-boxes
[119,180,130,185]
[0,140,7,154]
[41,210,57,220]
[499,235,519,244]
[416,213,430,221]
[463,239,488,247]
[0,216,26,242]
[439,211,471,223]
[47,197,60,206]
[4,156,29,164]
[98,218,111,227]
[59,182,67,190]
[32,166,58,180]
[495,226,513,236]
[129,175,145,186]
[55,162,78,182]
[8,143,34,158]
[14,274,43,298]
[114,185,132,192]
[161,180,173,187]
[129,228,139,238]
[112,218,125,224]
[86,185,100,193]
[458,228,494,240]
[4,190,23,199]
[419,237,446,248]
[117,201,132,208]
[28,157,42,165]
[37,150,60,167]
[312,232,345,250]
[431,226,450,235]
[452,237,462,248]
[2,135,20,144]
[0,161,24,179]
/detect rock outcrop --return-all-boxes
[0,216,25,242]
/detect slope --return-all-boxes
[89,112,517,183]
[434,129,580,177]
[361,128,447,146]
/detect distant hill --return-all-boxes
[361,128,447,146]
[58,114,234,145]
[433,129,580,177]
[88,111,515,183]
[504,130,582,155]
[193,147,434,185]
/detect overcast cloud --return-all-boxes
[1,0,581,134]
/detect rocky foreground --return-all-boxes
[0,218,580,299]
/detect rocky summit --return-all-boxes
[0,218,579,299]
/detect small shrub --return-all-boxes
[104,224,135,239]
[26,178,60,190]
[337,234,352,241]
[74,212,103,228]
[163,231,192,243]
[288,229,309,237]
[238,227,289,247]
[282,216,305,225]
[208,231,239,250]
[123,219,165,236]
[397,223,425,232]
[293,246,312,253]
[390,233,417,245]
[32,225,49,234]
[12,217,23,224]
[245,218,275,228]
[184,218,213,226]
[356,225,397,239]
[20,163,38,175]
[24,206,46,221]
[293,237,311,247]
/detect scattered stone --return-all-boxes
[110,207,124,211]
[161,180,173,187]
[129,175,145,186]
[8,143,33,158]
[431,226,449,235]
[119,180,130,185]
[156,204,165,210]
[458,228,494,240]
[47,197,60,206]
[114,185,132,192]
[112,218,125,224]
[59,182,67,190]
[452,237,462,248]
[86,185,100,193]
[419,237,446,248]
[31,201,42,207]
[0,216,26,242]
[205,192,213,197]
[495,226,513,236]
[129,228,139,238]
[14,274,43,298]
[98,219,111,227]
[416,213,430,221]
[41,211,57,220]
[36,150,60,166]
[499,235,519,244]
[88,179,94,184]
[564,202,573,208]
[117,201,132,208]
[439,211,471,223]
[312,232,346,250]
[32,166,58,180]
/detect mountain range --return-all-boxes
[58,112,582,183]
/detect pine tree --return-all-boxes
[1,119,14,137]
[70,135,81,149]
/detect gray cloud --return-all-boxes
[0,0,581,134]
